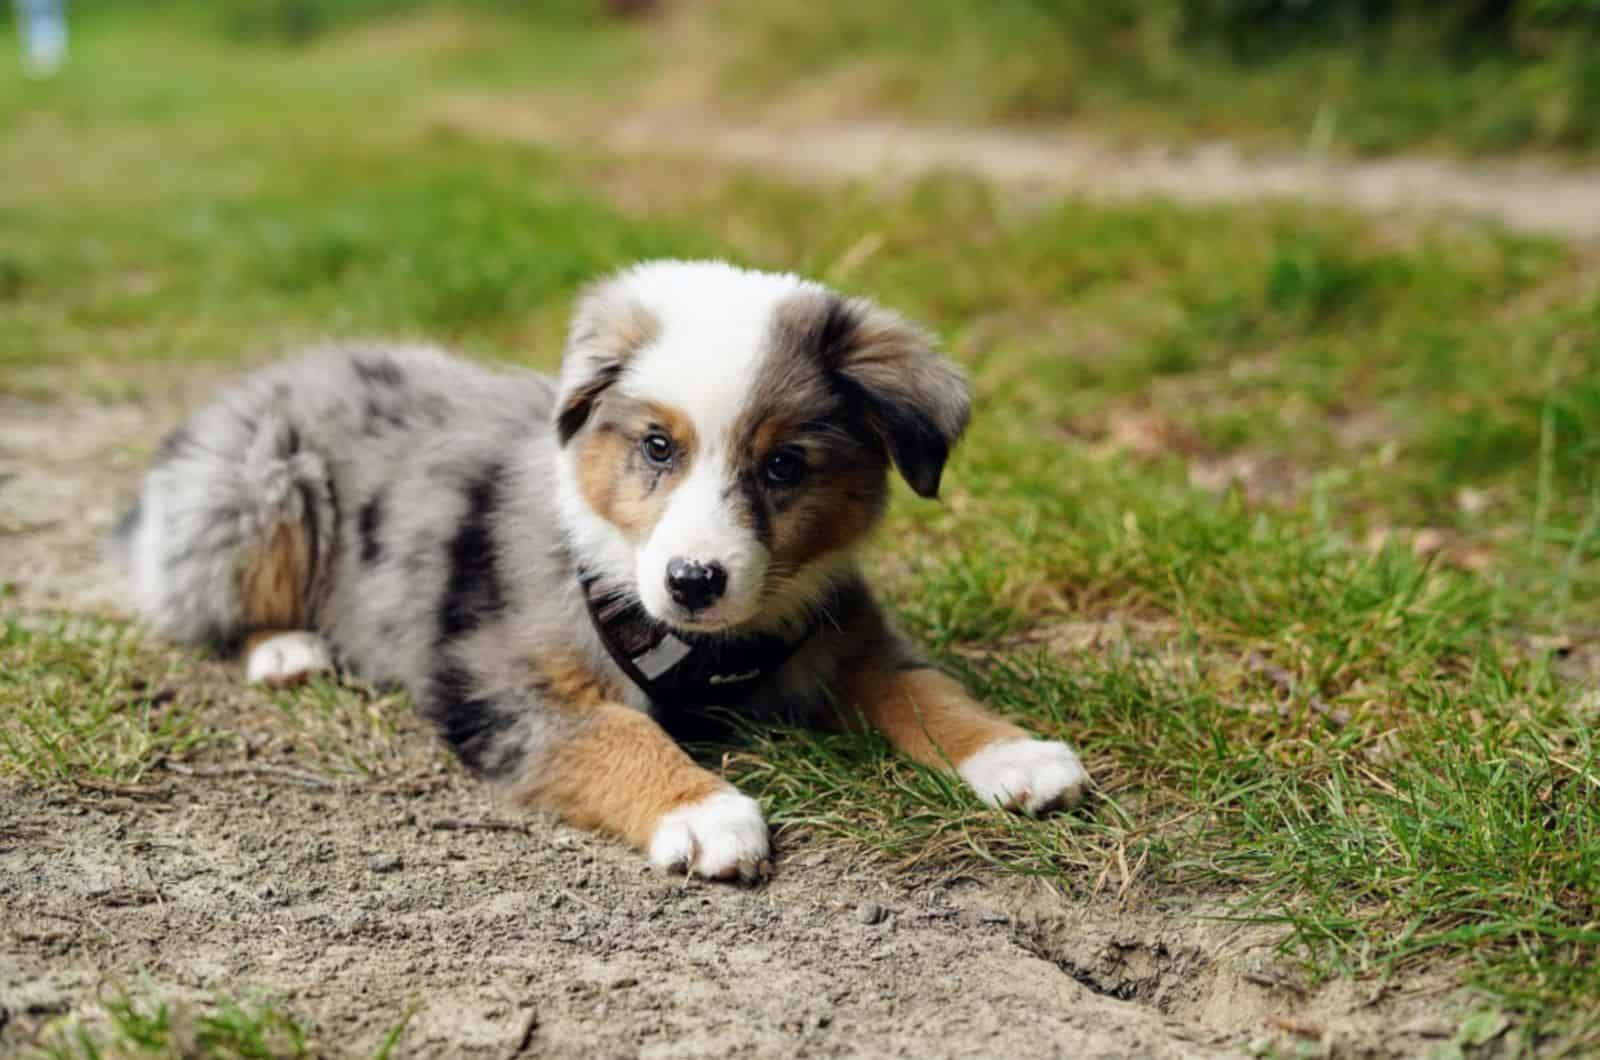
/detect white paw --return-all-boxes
[959,738,1090,814]
[649,789,770,881]
[246,632,333,688]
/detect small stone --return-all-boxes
[855,902,886,925]
[1398,1015,1454,1039]
[368,854,403,874]
[1412,528,1448,558]
[1456,487,1490,515]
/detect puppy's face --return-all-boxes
[555,262,969,634]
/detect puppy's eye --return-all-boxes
[762,447,806,487]
[641,432,674,467]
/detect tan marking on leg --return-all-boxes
[238,521,312,630]
[532,650,617,711]
[516,651,725,850]
[520,704,726,849]
[841,665,1027,769]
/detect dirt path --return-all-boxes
[4,772,1405,1060]
[0,399,1464,1056]
[434,98,1600,240]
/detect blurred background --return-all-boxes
[3,0,1599,603]
[18,0,1600,146]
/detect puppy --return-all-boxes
[120,260,1089,880]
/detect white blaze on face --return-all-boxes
[617,262,815,630]
[636,442,767,629]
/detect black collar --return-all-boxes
[579,572,819,710]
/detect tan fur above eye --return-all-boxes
[642,402,698,458]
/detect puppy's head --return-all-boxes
[554,261,969,634]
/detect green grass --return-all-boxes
[36,990,310,1060]
[0,4,666,382]
[3,5,1600,1053]
[729,463,1599,1043]
[703,0,1600,157]
[30,986,419,1059]
[0,619,212,783]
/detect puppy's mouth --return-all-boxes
[657,599,760,636]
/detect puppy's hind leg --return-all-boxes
[234,477,334,687]
[127,408,338,686]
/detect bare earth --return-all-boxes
[432,99,1600,242]
[0,391,1464,1056]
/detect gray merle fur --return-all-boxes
[358,490,386,566]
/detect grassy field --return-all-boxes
[3,4,1600,1055]
[701,0,1600,157]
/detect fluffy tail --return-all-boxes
[125,409,337,650]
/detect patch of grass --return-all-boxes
[368,1003,417,1060]
[0,619,212,784]
[703,174,1600,615]
[9,10,1598,595]
[36,990,310,1060]
[261,676,442,780]
[701,0,1600,157]
[734,450,1599,1041]
[0,4,669,383]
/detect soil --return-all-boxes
[0,390,1471,1057]
[431,97,1600,242]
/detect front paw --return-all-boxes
[959,738,1089,814]
[649,789,770,881]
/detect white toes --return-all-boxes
[958,738,1090,814]
[246,632,333,688]
[649,789,770,881]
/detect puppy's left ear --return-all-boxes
[554,276,661,445]
[818,297,971,499]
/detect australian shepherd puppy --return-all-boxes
[120,260,1088,880]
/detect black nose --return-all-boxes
[666,559,727,612]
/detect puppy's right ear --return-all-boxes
[554,279,661,445]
